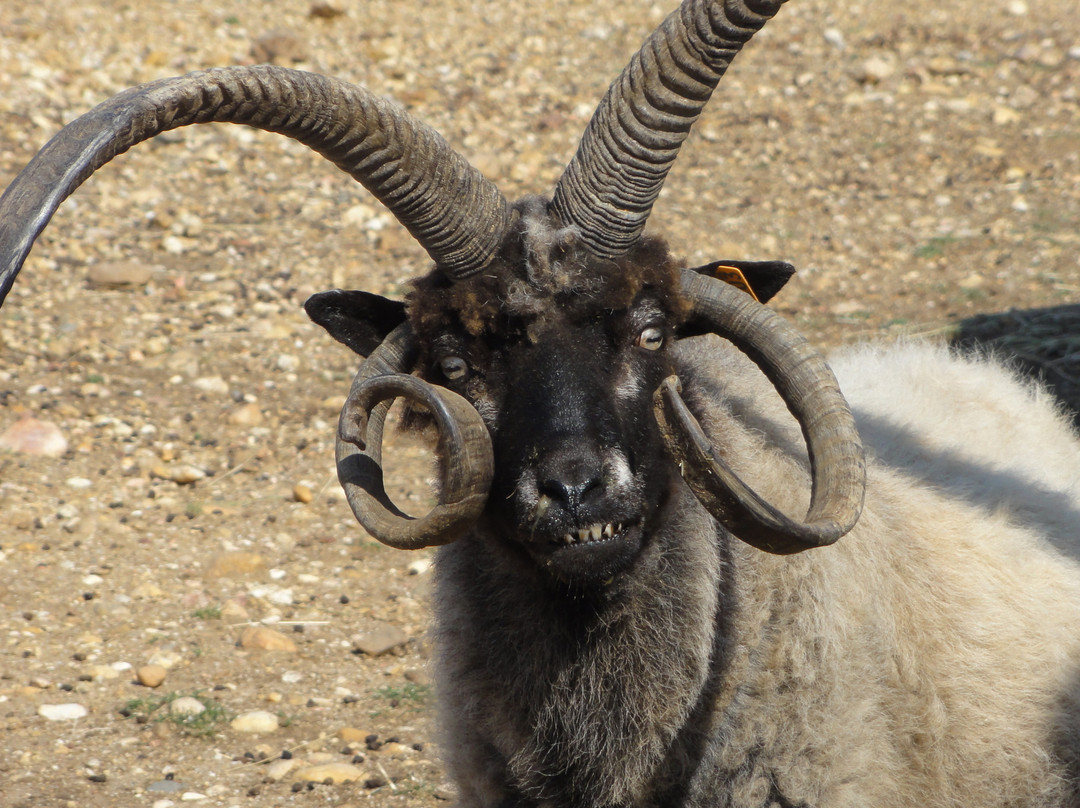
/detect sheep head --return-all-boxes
[401,202,688,582]
[0,0,865,576]
[314,196,864,576]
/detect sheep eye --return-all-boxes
[439,356,469,380]
[636,326,664,351]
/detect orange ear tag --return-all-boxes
[707,264,760,302]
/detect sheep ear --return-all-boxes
[685,260,795,304]
[304,290,407,358]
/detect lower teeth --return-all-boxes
[561,523,624,546]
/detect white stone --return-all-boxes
[858,56,894,84]
[168,696,207,716]
[230,710,279,734]
[0,416,68,457]
[293,762,366,783]
[147,649,184,669]
[193,376,230,395]
[264,758,297,781]
[38,703,88,721]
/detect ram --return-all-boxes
[2,0,1079,805]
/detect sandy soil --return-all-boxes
[0,0,1077,806]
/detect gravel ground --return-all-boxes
[0,1,1077,806]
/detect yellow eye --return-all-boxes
[439,356,468,380]
[636,326,664,351]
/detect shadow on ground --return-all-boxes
[952,305,1080,427]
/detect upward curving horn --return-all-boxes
[551,0,787,259]
[0,64,512,304]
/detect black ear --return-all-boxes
[304,290,407,357]
[686,259,795,304]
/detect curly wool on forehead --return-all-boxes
[407,199,687,340]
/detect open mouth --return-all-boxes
[530,519,644,585]
[552,521,629,547]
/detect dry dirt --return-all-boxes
[0,0,1077,806]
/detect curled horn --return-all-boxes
[0,64,512,304]
[654,270,866,554]
[335,323,494,549]
[551,0,787,259]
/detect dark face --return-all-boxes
[419,290,680,586]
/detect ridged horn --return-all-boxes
[551,0,787,259]
[654,270,865,553]
[0,65,512,305]
[335,323,494,549]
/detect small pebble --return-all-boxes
[337,727,371,744]
[265,758,297,781]
[88,260,153,287]
[88,665,120,682]
[227,402,264,426]
[193,376,229,395]
[171,465,207,485]
[231,710,280,734]
[240,626,298,653]
[147,650,184,669]
[137,665,168,688]
[205,551,266,579]
[0,416,68,457]
[38,703,88,721]
[309,1,346,19]
[404,668,431,686]
[292,763,366,784]
[352,622,408,656]
[148,780,186,793]
[251,29,309,64]
[856,56,894,84]
[169,696,207,717]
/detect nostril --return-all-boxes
[535,442,613,512]
[540,474,602,510]
[537,447,605,511]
